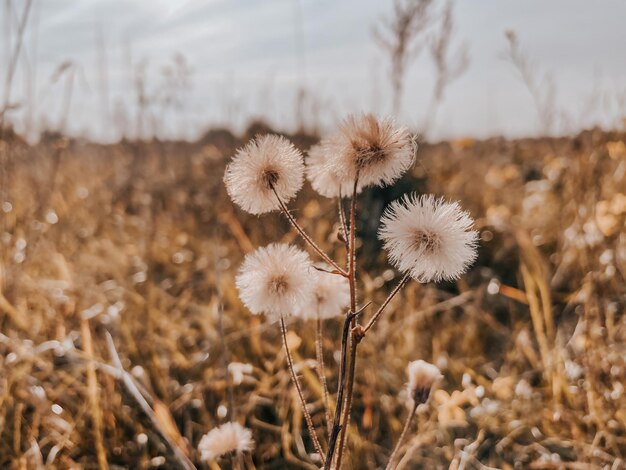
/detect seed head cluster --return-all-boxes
[222,113,478,465]
[236,244,350,320]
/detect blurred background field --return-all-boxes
[2,1,626,469]
[2,126,626,468]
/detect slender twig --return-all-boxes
[324,301,371,464]
[384,401,419,470]
[272,187,347,277]
[337,190,349,253]
[324,311,353,469]
[347,178,358,310]
[335,340,356,469]
[279,315,326,461]
[363,273,411,334]
[334,176,360,469]
[315,314,332,436]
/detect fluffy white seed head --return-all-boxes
[327,114,414,189]
[306,142,363,198]
[236,243,315,319]
[198,422,254,461]
[379,194,478,282]
[224,134,304,214]
[407,360,443,404]
[308,266,350,319]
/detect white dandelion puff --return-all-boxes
[305,266,350,320]
[306,142,363,198]
[327,113,414,189]
[224,134,304,215]
[379,194,478,283]
[198,422,254,461]
[407,360,443,404]
[236,243,315,318]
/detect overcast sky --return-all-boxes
[4,0,626,142]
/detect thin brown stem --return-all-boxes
[324,311,353,469]
[279,315,326,461]
[363,273,411,334]
[347,178,358,309]
[337,190,349,253]
[335,340,357,469]
[315,314,332,436]
[334,176,360,469]
[384,401,419,470]
[272,187,347,277]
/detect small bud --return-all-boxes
[352,325,365,343]
[407,360,442,404]
[337,227,346,243]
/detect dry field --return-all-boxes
[1,124,626,469]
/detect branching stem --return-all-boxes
[363,273,411,334]
[333,176,360,469]
[272,187,347,277]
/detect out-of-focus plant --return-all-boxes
[375,0,469,136]
[422,0,469,134]
[504,30,558,135]
[374,0,436,116]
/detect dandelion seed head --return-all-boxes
[198,422,254,461]
[236,243,314,318]
[306,142,363,198]
[407,359,443,404]
[224,134,304,214]
[303,266,350,320]
[379,194,478,282]
[327,114,414,188]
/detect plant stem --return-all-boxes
[334,177,360,469]
[335,273,412,466]
[279,315,326,461]
[384,401,419,470]
[316,314,332,436]
[363,273,411,334]
[337,191,349,254]
[273,187,347,277]
[335,339,357,469]
[324,311,353,469]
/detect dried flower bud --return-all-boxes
[337,227,346,243]
[407,360,443,404]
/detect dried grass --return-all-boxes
[1,127,625,468]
